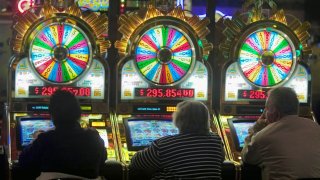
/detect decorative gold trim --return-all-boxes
[270,9,287,25]
[12,11,39,53]
[40,1,59,17]
[145,5,164,20]
[13,1,110,55]
[249,7,264,23]
[219,9,312,60]
[115,5,213,59]
[167,5,185,21]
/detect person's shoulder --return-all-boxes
[158,134,179,141]
[208,132,221,138]
[249,124,273,142]
[284,116,319,128]
[80,128,105,145]
[83,127,100,136]
[158,133,218,142]
[298,117,320,130]
[36,129,55,139]
[154,134,181,144]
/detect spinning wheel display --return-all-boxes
[30,23,91,83]
[238,28,295,87]
[135,25,193,85]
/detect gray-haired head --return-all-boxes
[266,87,299,117]
[173,100,210,134]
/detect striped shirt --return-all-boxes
[130,132,224,180]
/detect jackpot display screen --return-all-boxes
[117,6,213,103]
[135,25,193,85]
[223,27,310,103]
[121,60,208,101]
[238,28,295,87]
[15,58,105,99]
[29,22,92,84]
[119,23,209,101]
[124,119,179,151]
[224,62,309,103]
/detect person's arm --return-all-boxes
[244,111,268,144]
[241,133,263,165]
[89,128,107,169]
[19,131,45,167]
[17,133,45,179]
[129,141,161,171]
[221,142,226,162]
[99,137,107,168]
[241,112,268,165]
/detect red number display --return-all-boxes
[135,88,194,98]
[238,90,267,100]
[29,86,91,97]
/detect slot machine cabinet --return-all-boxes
[114,5,213,164]
[6,1,118,162]
[214,1,313,165]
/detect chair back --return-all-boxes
[36,172,102,180]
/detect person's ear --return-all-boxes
[268,110,281,123]
[274,111,282,121]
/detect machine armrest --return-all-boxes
[241,162,262,180]
[101,160,126,180]
[0,145,9,180]
[221,160,236,180]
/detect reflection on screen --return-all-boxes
[233,122,255,148]
[20,120,54,147]
[96,129,109,148]
[128,120,178,148]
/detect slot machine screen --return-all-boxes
[228,119,256,151]
[17,117,54,149]
[124,118,179,151]
[96,129,109,148]
[89,120,109,148]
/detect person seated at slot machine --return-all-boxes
[18,90,107,180]
[242,87,320,180]
[130,100,225,180]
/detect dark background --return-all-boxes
[0,0,319,121]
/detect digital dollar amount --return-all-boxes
[238,90,268,100]
[29,86,91,97]
[134,88,194,98]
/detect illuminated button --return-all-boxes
[197,92,204,97]
[124,90,132,96]
[166,106,176,112]
[94,89,101,97]
[91,122,106,127]
[228,92,235,98]
[81,106,92,111]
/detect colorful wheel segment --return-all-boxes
[135,26,193,85]
[238,28,295,87]
[30,23,91,83]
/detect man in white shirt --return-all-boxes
[242,87,320,180]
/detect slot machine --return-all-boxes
[6,1,118,163]
[214,1,314,165]
[114,4,213,164]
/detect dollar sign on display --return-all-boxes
[139,89,144,96]
[35,87,39,94]
[243,91,247,97]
